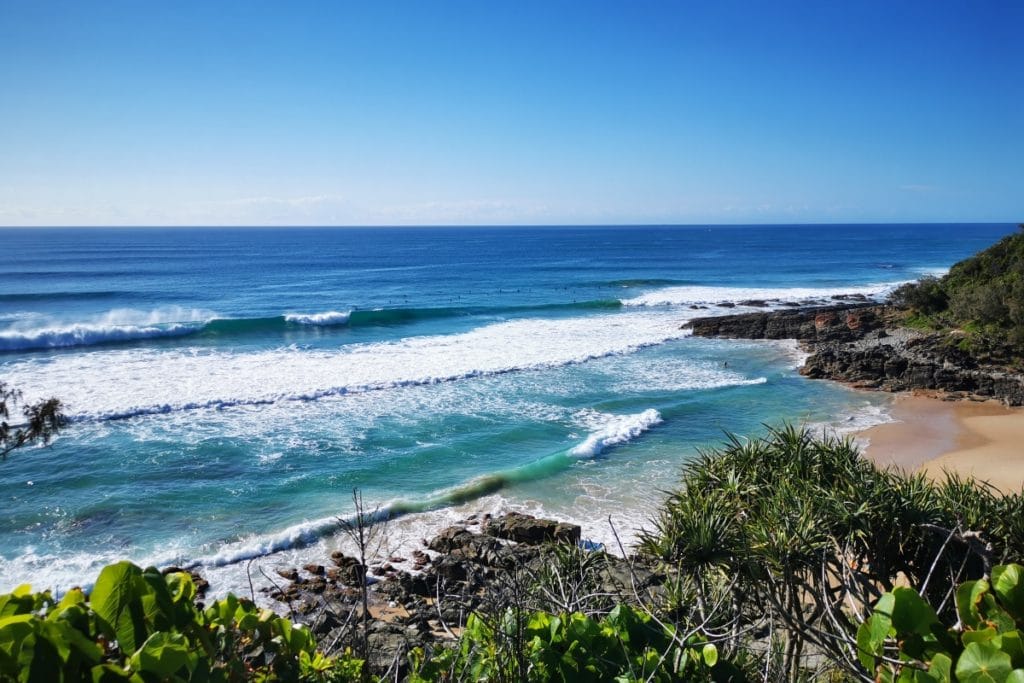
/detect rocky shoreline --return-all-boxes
[255,512,662,676]
[686,302,1024,405]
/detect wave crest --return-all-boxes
[569,409,663,458]
[284,310,352,326]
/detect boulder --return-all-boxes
[485,512,581,545]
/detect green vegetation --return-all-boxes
[890,226,1024,353]
[0,561,364,682]
[409,605,724,682]
[638,425,1024,680]
[860,564,1024,683]
[5,427,1024,681]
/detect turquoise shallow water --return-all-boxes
[0,224,1015,594]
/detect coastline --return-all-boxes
[857,392,1024,493]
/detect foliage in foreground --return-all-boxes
[639,425,1024,678]
[409,604,727,683]
[8,426,1024,681]
[860,563,1024,683]
[0,561,363,682]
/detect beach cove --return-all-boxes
[859,393,1024,493]
[1,224,1019,600]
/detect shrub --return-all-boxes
[0,561,365,682]
[860,563,1024,682]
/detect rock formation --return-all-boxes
[686,304,1024,405]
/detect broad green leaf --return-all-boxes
[892,587,939,635]
[90,561,147,654]
[702,642,718,667]
[41,619,103,663]
[993,565,1024,618]
[166,571,196,605]
[91,662,133,682]
[955,641,1012,683]
[872,593,897,639]
[958,580,991,631]
[25,633,62,683]
[1002,631,1024,668]
[129,631,191,677]
[856,621,879,671]
[1007,670,1024,683]
[53,588,86,615]
[962,627,998,645]
[930,652,953,683]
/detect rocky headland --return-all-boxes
[685,302,1024,405]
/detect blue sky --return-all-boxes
[1,1,1021,226]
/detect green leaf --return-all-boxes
[128,631,192,677]
[89,561,148,654]
[1001,631,1024,669]
[856,621,878,671]
[958,580,991,631]
[91,662,133,682]
[165,572,196,605]
[993,565,1024,618]
[930,652,953,683]
[25,632,62,683]
[702,643,718,667]
[892,587,940,635]
[962,627,999,646]
[955,641,1013,683]
[1007,670,1024,683]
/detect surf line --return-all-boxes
[185,410,663,569]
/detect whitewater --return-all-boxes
[0,224,1014,599]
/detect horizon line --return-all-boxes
[0,221,1019,230]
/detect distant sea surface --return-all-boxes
[0,224,1015,595]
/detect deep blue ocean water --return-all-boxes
[0,224,1015,596]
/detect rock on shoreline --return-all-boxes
[260,512,658,677]
[686,303,1024,406]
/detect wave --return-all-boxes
[0,323,202,352]
[569,409,663,457]
[1,300,624,353]
[188,409,662,568]
[0,307,217,352]
[283,310,352,326]
[620,282,903,308]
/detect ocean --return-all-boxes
[0,224,1015,597]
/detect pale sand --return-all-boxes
[857,393,1024,493]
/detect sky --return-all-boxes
[0,1,1022,226]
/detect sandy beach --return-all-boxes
[858,393,1024,493]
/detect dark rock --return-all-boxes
[428,526,474,553]
[485,512,581,545]
[303,563,325,576]
[688,303,1024,405]
[276,568,299,582]
[431,555,469,582]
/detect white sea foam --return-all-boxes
[913,266,950,278]
[569,409,662,458]
[0,307,216,351]
[283,310,352,326]
[620,283,900,308]
[6,311,689,421]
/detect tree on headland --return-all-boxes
[889,226,1024,349]
[0,381,66,459]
